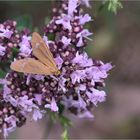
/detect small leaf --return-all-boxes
[61,128,69,140]
[102,0,123,14]
[12,48,19,56]
[59,115,72,128]
[107,0,123,14]
[0,70,6,78]
[0,69,6,90]
[58,103,65,115]
[0,61,11,73]
[8,47,19,62]
[47,33,55,40]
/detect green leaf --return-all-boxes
[0,70,6,90]
[47,33,55,40]
[109,0,123,14]
[0,70,6,78]
[0,61,11,73]
[106,0,123,14]
[11,47,19,59]
[61,128,69,140]
[58,103,65,115]
[59,115,72,128]
[102,0,123,14]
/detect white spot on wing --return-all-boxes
[35,43,39,49]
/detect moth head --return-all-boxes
[54,70,61,75]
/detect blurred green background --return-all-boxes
[0,1,140,139]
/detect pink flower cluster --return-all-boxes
[0,0,112,138]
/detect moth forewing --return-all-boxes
[31,32,57,68]
[10,58,53,75]
[32,45,54,68]
[32,32,53,59]
[10,32,59,75]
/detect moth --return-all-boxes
[10,32,60,75]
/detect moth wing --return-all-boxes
[10,58,52,75]
[32,32,53,58]
[31,32,56,67]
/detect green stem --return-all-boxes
[61,127,69,140]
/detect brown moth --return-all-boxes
[10,32,60,75]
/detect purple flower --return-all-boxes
[77,37,84,47]
[5,96,17,107]
[78,84,86,91]
[70,70,86,84]
[86,67,100,80]
[17,95,36,112]
[58,76,67,92]
[68,0,78,16]
[3,128,8,138]
[76,29,93,39]
[72,93,87,109]
[4,115,17,138]
[33,75,45,81]
[61,36,71,47]
[35,94,42,106]
[55,14,72,30]
[19,35,31,48]
[43,36,54,46]
[0,28,13,39]
[0,20,24,61]
[72,51,93,67]
[61,96,73,108]
[54,55,64,69]
[4,116,17,129]
[0,1,113,137]
[45,98,58,112]
[0,45,6,56]
[19,35,32,57]
[78,110,94,118]
[100,63,113,72]
[50,98,58,112]
[32,109,43,121]
[3,126,15,139]
[78,14,92,25]
[26,74,32,85]
[86,88,106,106]
[0,78,7,84]
[85,66,108,83]
[76,29,93,47]
[0,98,26,138]
[3,83,12,97]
